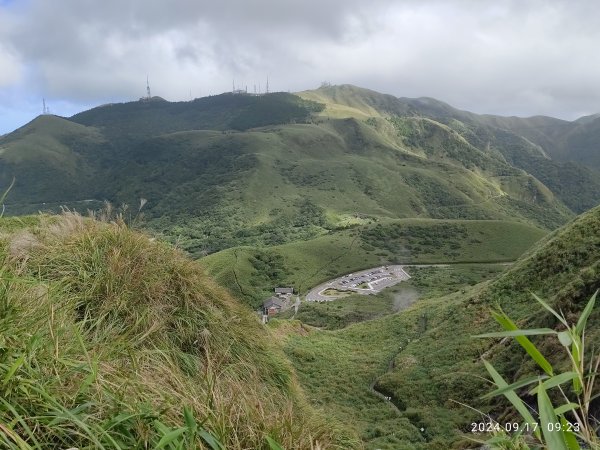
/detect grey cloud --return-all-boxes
[1,0,600,122]
[5,0,391,100]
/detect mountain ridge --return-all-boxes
[0,84,598,258]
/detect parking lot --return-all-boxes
[305,265,411,302]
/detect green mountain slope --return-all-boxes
[0,115,104,206]
[283,204,600,449]
[300,84,600,213]
[132,117,569,255]
[1,84,598,259]
[70,92,324,137]
[558,117,600,167]
[476,112,600,169]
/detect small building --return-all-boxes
[263,297,285,316]
[274,287,294,295]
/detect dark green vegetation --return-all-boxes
[1,84,599,261]
[278,293,397,330]
[0,213,354,449]
[359,220,545,262]
[404,263,508,298]
[0,93,323,218]
[479,112,600,170]
[282,205,600,449]
[202,219,545,308]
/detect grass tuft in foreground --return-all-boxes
[0,211,356,449]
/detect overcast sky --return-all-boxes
[1,0,599,134]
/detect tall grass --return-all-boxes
[475,291,600,449]
[0,211,355,449]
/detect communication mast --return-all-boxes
[266,76,269,94]
[146,76,152,99]
[42,98,50,115]
[231,80,246,95]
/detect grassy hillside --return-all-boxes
[147,115,569,255]
[559,117,600,168]
[0,86,587,257]
[300,84,599,173]
[0,115,104,208]
[299,84,600,213]
[282,205,600,449]
[440,116,600,213]
[0,94,323,213]
[0,212,355,449]
[202,218,547,307]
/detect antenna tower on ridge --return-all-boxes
[266,76,269,94]
[146,76,152,99]
[42,98,50,115]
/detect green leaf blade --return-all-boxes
[529,372,578,395]
[557,331,573,347]
[198,429,225,450]
[266,436,286,450]
[481,374,546,399]
[155,427,187,449]
[483,360,541,440]
[531,292,568,328]
[474,328,557,338]
[554,403,579,416]
[560,417,581,450]
[538,382,568,450]
[491,310,555,376]
[575,290,597,335]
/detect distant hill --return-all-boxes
[0,85,598,258]
[299,84,600,213]
[70,91,324,136]
[301,84,600,169]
